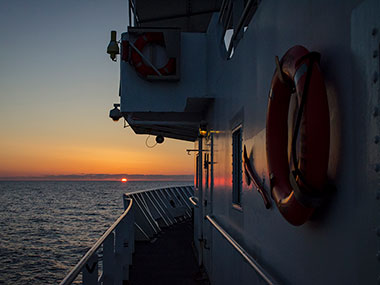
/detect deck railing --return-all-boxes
[205,215,278,285]
[60,196,134,285]
[60,186,194,284]
[124,186,194,240]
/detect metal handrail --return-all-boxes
[205,215,277,285]
[60,198,133,285]
[189,196,199,208]
[125,185,193,196]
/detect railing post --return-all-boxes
[123,194,129,210]
[129,205,135,255]
[60,197,135,285]
[103,232,115,285]
[122,196,135,278]
[115,217,130,283]
[82,253,98,285]
[61,187,194,284]
[124,196,135,258]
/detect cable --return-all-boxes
[145,135,157,148]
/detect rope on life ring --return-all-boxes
[131,32,176,77]
[243,145,271,209]
[266,45,330,226]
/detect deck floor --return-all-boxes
[128,219,208,285]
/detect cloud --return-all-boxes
[0,173,194,181]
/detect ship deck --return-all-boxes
[128,219,208,285]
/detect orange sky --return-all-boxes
[0,117,194,177]
[0,0,194,179]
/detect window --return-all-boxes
[232,127,242,205]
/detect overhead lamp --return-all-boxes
[107,30,120,61]
[199,122,220,138]
[155,135,165,144]
[199,121,208,137]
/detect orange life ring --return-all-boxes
[266,45,330,226]
[131,32,176,77]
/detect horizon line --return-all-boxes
[0,173,194,182]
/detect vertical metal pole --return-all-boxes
[103,233,115,285]
[198,138,204,266]
[233,0,244,41]
[210,133,214,214]
[128,0,132,27]
[82,254,98,285]
[133,0,137,27]
[123,194,129,210]
[115,219,129,284]
[129,205,135,255]
[208,133,215,278]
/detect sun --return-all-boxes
[121,178,128,182]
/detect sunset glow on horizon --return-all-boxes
[0,0,194,180]
[121,178,127,182]
[0,135,193,178]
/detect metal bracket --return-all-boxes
[186,149,211,155]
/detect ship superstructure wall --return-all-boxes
[194,0,380,284]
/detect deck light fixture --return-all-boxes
[107,30,120,61]
[199,121,208,137]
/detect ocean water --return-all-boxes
[0,181,192,284]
